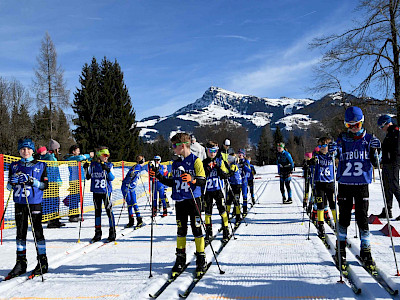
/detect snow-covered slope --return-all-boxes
[1,166,399,299]
[137,86,316,143]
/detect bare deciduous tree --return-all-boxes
[311,0,400,116]
[32,32,69,138]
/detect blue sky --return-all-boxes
[0,0,360,120]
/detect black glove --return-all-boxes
[83,162,90,170]
[101,163,111,173]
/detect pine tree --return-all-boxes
[0,78,10,154]
[54,108,75,156]
[10,104,32,155]
[256,123,273,166]
[73,57,140,160]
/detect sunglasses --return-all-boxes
[344,121,363,129]
[172,141,189,149]
[379,122,388,129]
[207,147,219,153]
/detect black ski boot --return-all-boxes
[324,210,332,226]
[125,215,135,228]
[31,254,48,277]
[205,224,213,243]
[91,228,102,243]
[222,226,230,243]
[171,248,186,277]
[136,216,144,228]
[317,221,325,239]
[6,255,27,280]
[195,252,207,278]
[360,248,376,272]
[335,241,347,272]
[107,227,116,242]
[162,208,168,217]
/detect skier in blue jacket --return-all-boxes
[276,142,294,204]
[6,137,49,279]
[121,155,145,228]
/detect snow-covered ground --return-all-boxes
[1,165,400,299]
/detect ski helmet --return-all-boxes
[377,114,392,128]
[154,155,161,161]
[344,107,364,124]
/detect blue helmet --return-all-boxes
[18,138,35,151]
[345,106,364,123]
[377,114,392,127]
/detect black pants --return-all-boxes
[93,193,115,228]
[15,203,45,255]
[227,184,241,207]
[338,184,369,231]
[175,198,203,238]
[315,182,335,210]
[204,190,226,215]
[382,163,400,210]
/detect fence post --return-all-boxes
[78,162,84,221]
[0,154,4,245]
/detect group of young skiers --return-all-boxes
[4,133,256,281]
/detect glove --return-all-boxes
[83,162,90,170]
[10,174,19,185]
[181,173,195,183]
[328,142,337,154]
[18,173,34,185]
[101,163,111,173]
[370,137,381,150]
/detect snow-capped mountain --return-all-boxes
[137,87,318,144]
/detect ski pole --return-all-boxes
[116,193,126,227]
[0,190,12,229]
[149,171,156,278]
[23,184,44,282]
[332,153,344,283]
[104,169,117,245]
[375,150,400,275]
[307,164,316,240]
[219,179,237,240]
[178,166,225,275]
[78,168,87,243]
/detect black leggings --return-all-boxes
[338,184,369,231]
[15,203,45,244]
[175,197,203,238]
[204,190,226,215]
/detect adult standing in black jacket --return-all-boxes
[376,115,400,219]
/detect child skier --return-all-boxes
[310,137,336,242]
[237,149,252,215]
[6,137,49,279]
[276,142,294,204]
[202,141,230,243]
[121,155,145,228]
[151,155,168,217]
[332,106,380,271]
[247,157,256,205]
[84,146,116,243]
[226,153,243,225]
[150,132,207,278]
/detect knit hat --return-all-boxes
[305,152,312,159]
[18,138,35,151]
[377,114,392,127]
[345,107,364,123]
[48,139,60,151]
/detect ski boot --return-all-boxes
[91,228,102,243]
[286,197,293,204]
[5,255,27,280]
[251,197,255,206]
[205,224,213,243]
[360,248,376,273]
[107,227,116,242]
[162,208,168,217]
[222,226,230,243]
[324,210,332,227]
[171,248,186,277]
[243,206,248,217]
[31,254,48,278]
[195,252,207,278]
[335,241,347,273]
[125,215,135,228]
[311,208,317,225]
[136,216,144,228]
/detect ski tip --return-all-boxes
[77,240,81,243]
[178,293,188,298]
[149,294,156,299]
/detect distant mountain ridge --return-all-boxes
[136,86,383,144]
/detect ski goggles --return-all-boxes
[172,141,189,149]
[207,146,219,153]
[320,144,328,148]
[344,121,363,129]
[97,149,110,157]
[379,121,389,129]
